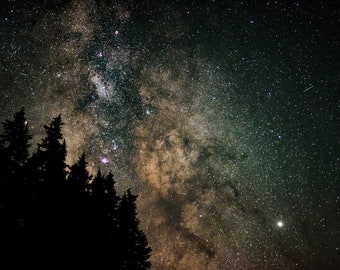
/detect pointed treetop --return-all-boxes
[0,107,32,164]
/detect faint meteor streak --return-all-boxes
[303,85,314,92]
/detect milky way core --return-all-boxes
[0,1,339,269]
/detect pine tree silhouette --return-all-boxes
[0,107,32,269]
[87,169,119,268]
[0,107,32,166]
[118,189,152,270]
[35,114,67,189]
[0,109,152,269]
[64,153,93,269]
[25,115,69,269]
[67,152,91,195]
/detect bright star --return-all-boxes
[277,220,284,228]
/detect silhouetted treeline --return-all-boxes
[0,107,151,270]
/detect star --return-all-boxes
[0,1,338,269]
[276,220,284,228]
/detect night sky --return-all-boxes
[0,0,339,269]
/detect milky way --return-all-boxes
[0,1,339,269]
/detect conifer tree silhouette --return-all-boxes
[25,115,68,269]
[35,114,67,189]
[0,107,32,166]
[87,169,117,268]
[67,152,91,195]
[118,189,152,270]
[0,107,32,213]
[0,107,32,269]
[0,109,152,270]
[0,107,32,204]
[64,153,93,269]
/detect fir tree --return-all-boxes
[106,171,118,207]
[86,169,119,268]
[0,107,32,205]
[0,107,32,270]
[0,110,152,269]
[67,152,91,195]
[31,114,67,189]
[118,189,152,270]
[0,107,32,166]
[24,115,68,269]
[64,153,93,269]
[91,169,106,198]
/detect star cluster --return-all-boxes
[0,1,339,269]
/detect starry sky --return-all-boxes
[0,0,339,269]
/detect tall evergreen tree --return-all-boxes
[0,107,32,166]
[86,169,117,268]
[67,152,91,195]
[0,107,32,202]
[118,189,152,270]
[106,171,117,207]
[91,169,106,199]
[63,153,93,269]
[0,107,32,269]
[0,107,32,206]
[31,114,67,189]
[0,110,152,270]
[24,115,68,270]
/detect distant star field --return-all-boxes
[0,1,339,269]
